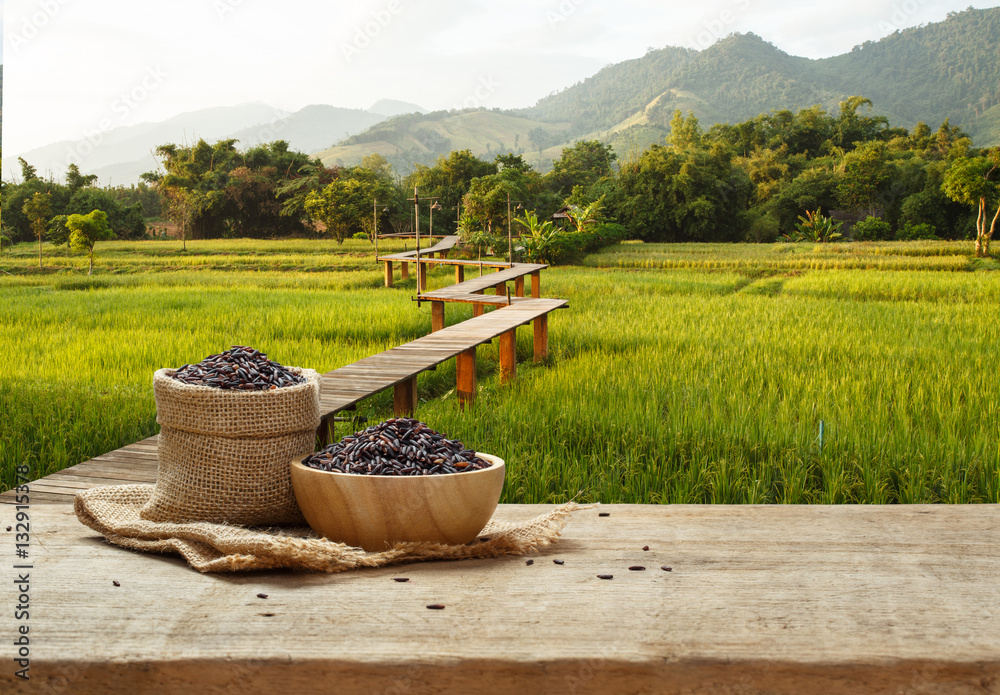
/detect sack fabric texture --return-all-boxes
[140,367,321,526]
[76,484,583,573]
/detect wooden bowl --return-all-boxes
[290,454,505,551]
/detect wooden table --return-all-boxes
[2,503,997,694]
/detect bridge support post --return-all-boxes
[384,261,394,288]
[394,376,418,417]
[431,301,445,332]
[473,290,484,317]
[533,314,548,363]
[457,347,477,408]
[455,265,464,284]
[494,282,506,297]
[499,330,517,384]
[418,262,428,293]
[401,262,409,280]
[531,270,541,298]
[514,276,524,297]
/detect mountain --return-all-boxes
[317,6,1000,173]
[4,100,425,185]
[226,104,385,155]
[8,8,999,183]
[369,99,427,118]
[313,109,573,172]
[5,102,286,185]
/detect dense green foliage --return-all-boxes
[519,7,1000,148]
[2,240,997,505]
[5,70,997,255]
[143,139,316,240]
[2,161,148,243]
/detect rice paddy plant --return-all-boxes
[584,240,977,272]
[2,240,998,503]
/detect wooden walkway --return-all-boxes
[0,437,159,505]
[317,297,566,441]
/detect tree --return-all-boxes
[614,141,752,242]
[47,215,72,258]
[67,210,116,275]
[942,150,1000,256]
[66,163,99,192]
[461,168,531,238]
[304,167,395,244]
[404,150,496,234]
[545,140,617,198]
[667,110,704,151]
[22,191,52,268]
[68,187,146,240]
[274,161,343,230]
[146,139,238,241]
[838,141,891,216]
[18,157,37,182]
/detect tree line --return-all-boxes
[3,95,998,260]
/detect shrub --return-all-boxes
[747,214,780,243]
[852,216,893,241]
[786,209,843,242]
[896,222,938,241]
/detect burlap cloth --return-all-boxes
[75,484,584,573]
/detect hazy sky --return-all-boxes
[3,0,998,157]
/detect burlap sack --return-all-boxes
[76,484,585,573]
[140,367,320,526]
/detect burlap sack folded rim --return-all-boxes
[76,484,586,573]
[153,367,321,439]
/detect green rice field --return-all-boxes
[2,238,998,503]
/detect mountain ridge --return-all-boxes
[5,7,998,184]
[316,7,1000,173]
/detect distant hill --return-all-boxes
[226,104,385,155]
[4,102,287,184]
[7,7,999,183]
[369,99,427,118]
[3,99,426,185]
[317,6,1000,173]
[313,109,573,172]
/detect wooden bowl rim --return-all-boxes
[291,452,504,479]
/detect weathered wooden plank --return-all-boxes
[2,504,998,694]
[0,490,74,504]
[45,469,157,484]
